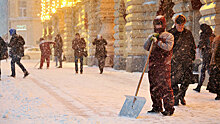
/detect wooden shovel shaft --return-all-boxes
[134,42,154,97]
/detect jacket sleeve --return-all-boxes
[0,37,4,52]
[103,39,107,45]
[189,31,196,60]
[210,38,220,65]
[92,39,97,45]
[143,35,153,51]
[60,38,63,48]
[81,38,86,49]
[72,40,75,50]
[8,36,17,47]
[157,32,174,51]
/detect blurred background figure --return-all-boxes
[8,29,29,78]
[194,24,215,92]
[54,34,63,68]
[207,35,220,100]
[72,33,86,74]
[93,34,107,74]
[0,36,8,80]
[39,37,55,69]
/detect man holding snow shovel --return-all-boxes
[144,15,175,116]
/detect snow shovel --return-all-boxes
[119,42,154,118]
[34,61,40,68]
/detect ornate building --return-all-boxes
[8,0,42,46]
[41,0,220,72]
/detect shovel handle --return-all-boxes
[134,42,154,96]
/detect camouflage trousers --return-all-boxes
[197,57,211,88]
[97,56,106,72]
[149,65,174,112]
[207,65,220,94]
[171,62,193,99]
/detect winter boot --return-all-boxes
[174,97,179,106]
[100,68,103,74]
[180,97,186,105]
[161,110,174,116]
[161,108,175,116]
[9,75,15,78]
[23,71,29,78]
[193,85,201,92]
[215,93,220,100]
[148,108,162,113]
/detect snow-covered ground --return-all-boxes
[0,60,219,124]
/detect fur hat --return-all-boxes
[175,15,186,24]
[153,15,166,33]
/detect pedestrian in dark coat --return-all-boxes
[54,34,63,68]
[0,36,8,80]
[194,24,215,92]
[8,29,29,78]
[168,15,196,106]
[72,33,86,74]
[39,38,55,69]
[93,35,107,74]
[207,35,220,100]
[144,15,175,116]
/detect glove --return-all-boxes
[151,37,157,43]
[148,33,159,39]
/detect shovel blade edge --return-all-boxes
[119,95,146,118]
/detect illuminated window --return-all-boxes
[19,0,27,17]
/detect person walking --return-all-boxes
[0,36,8,80]
[54,34,63,68]
[72,33,86,74]
[194,24,215,92]
[168,15,196,106]
[93,35,107,74]
[8,29,29,78]
[207,35,220,100]
[39,37,55,69]
[144,15,175,116]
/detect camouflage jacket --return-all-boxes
[0,37,8,60]
[8,34,25,57]
[72,38,86,57]
[93,38,107,58]
[54,36,63,56]
[210,36,220,69]
[169,27,196,63]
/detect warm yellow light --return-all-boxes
[61,0,67,8]
[41,0,81,21]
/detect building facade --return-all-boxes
[41,0,220,72]
[8,0,43,46]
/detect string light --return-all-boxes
[41,0,81,22]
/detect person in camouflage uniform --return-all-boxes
[93,35,107,74]
[207,35,220,100]
[39,37,55,69]
[194,24,215,92]
[144,15,175,116]
[0,36,8,80]
[168,15,196,106]
[54,34,63,68]
[8,29,29,78]
[72,33,86,74]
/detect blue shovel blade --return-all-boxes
[119,95,146,118]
